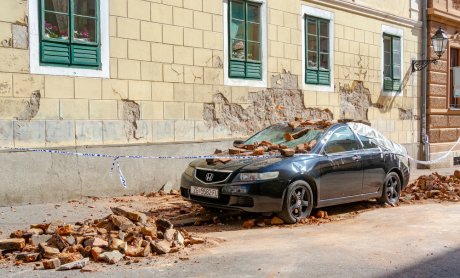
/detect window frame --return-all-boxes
[29,0,109,78]
[40,0,100,68]
[301,5,334,93]
[381,25,403,96]
[448,46,460,110]
[223,0,267,88]
[305,16,330,86]
[322,126,361,155]
[383,33,401,93]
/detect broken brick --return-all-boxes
[284,133,294,141]
[252,147,265,156]
[111,207,147,224]
[242,219,256,229]
[270,217,284,225]
[280,148,295,157]
[43,257,61,269]
[0,238,25,251]
[109,215,135,231]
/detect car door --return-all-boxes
[356,135,386,194]
[318,126,364,200]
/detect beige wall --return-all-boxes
[0,0,422,149]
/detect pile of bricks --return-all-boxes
[210,119,334,164]
[0,206,204,270]
[402,171,460,202]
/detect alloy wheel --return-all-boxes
[289,186,310,219]
[386,175,401,203]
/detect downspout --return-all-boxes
[421,0,429,162]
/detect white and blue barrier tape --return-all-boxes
[2,137,460,188]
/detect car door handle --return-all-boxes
[352,155,361,161]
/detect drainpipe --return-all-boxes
[421,0,430,162]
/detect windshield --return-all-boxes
[244,123,324,148]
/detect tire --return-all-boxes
[277,180,314,224]
[377,172,401,206]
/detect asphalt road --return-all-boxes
[2,202,459,278]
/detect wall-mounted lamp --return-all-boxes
[412,27,448,72]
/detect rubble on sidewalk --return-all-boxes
[0,205,206,271]
[402,171,460,202]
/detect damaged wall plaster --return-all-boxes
[399,108,417,120]
[204,73,333,134]
[122,100,141,141]
[339,81,372,122]
[15,91,41,121]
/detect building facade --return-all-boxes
[427,0,460,166]
[0,0,422,205]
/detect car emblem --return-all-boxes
[205,173,214,182]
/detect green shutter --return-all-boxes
[318,71,330,85]
[306,69,317,84]
[392,80,401,91]
[384,77,393,91]
[41,41,71,65]
[246,62,261,79]
[230,60,246,78]
[71,45,99,67]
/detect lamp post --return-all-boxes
[412,27,448,72]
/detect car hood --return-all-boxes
[189,154,319,172]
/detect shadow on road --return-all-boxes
[380,247,460,278]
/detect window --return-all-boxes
[228,0,262,80]
[324,127,359,154]
[39,0,100,69]
[357,135,379,149]
[383,34,401,92]
[449,48,460,109]
[305,16,330,85]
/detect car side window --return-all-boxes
[324,127,360,154]
[358,135,379,149]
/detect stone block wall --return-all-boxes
[0,0,422,150]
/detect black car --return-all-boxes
[180,122,410,223]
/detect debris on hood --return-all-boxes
[401,171,460,202]
[0,206,206,270]
[207,119,333,165]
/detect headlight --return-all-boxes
[233,171,279,182]
[184,166,195,176]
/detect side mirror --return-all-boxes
[233,140,244,147]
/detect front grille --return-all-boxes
[235,196,254,207]
[195,169,231,184]
[190,194,230,205]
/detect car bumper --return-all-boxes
[180,173,288,213]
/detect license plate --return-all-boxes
[190,186,219,199]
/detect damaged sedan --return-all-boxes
[180,121,410,224]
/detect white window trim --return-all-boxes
[381,25,404,97]
[301,5,334,93]
[28,0,110,78]
[223,0,267,88]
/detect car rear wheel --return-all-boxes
[377,172,401,206]
[277,180,314,224]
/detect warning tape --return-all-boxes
[2,138,460,187]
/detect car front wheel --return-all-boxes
[377,172,401,206]
[277,180,314,224]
